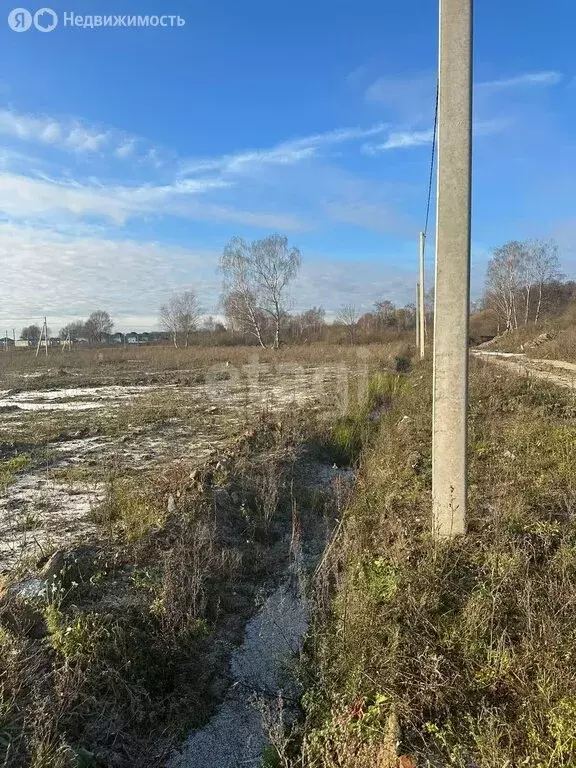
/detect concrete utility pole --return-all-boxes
[416,282,421,351]
[432,0,473,538]
[419,232,426,359]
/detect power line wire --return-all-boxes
[423,79,439,241]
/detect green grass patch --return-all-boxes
[0,453,31,489]
[302,361,576,767]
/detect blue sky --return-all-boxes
[0,0,575,331]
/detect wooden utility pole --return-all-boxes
[62,329,71,352]
[432,0,473,538]
[36,318,49,358]
[419,232,426,359]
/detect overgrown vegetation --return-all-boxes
[297,361,576,767]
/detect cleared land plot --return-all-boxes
[0,358,358,573]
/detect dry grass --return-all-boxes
[474,300,576,362]
[0,340,413,391]
[0,340,412,765]
[0,400,335,766]
[296,360,576,767]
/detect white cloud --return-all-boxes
[0,223,221,330]
[294,256,417,314]
[364,119,509,154]
[115,138,138,158]
[180,123,388,177]
[66,125,109,152]
[478,70,562,91]
[369,129,434,152]
[0,173,130,223]
[0,109,113,153]
[0,171,308,230]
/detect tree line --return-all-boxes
[159,234,419,348]
[483,239,574,333]
[20,311,114,345]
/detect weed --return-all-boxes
[0,453,31,489]
[302,361,576,767]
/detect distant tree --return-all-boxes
[220,234,302,348]
[358,312,378,332]
[202,316,217,333]
[530,240,562,323]
[222,288,266,347]
[20,324,42,343]
[293,306,325,340]
[59,320,86,341]
[84,310,113,343]
[485,241,526,332]
[336,304,359,344]
[374,300,396,327]
[484,239,562,331]
[159,291,201,348]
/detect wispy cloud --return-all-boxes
[0,170,308,231]
[366,129,434,152]
[364,73,435,118]
[0,108,172,166]
[478,70,563,91]
[115,138,138,158]
[180,123,388,176]
[363,119,509,154]
[0,109,112,153]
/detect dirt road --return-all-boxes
[472,350,576,390]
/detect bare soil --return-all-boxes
[0,362,351,574]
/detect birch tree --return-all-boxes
[485,242,525,331]
[336,303,359,344]
[530,240,561,324]
[159,291,201,348]
[220,235,302,348]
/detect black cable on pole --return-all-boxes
[423,79,439,241]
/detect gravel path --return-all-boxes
[167,580,308,768]
[473,351,576,390]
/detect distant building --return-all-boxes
[0,337,15,348]
[15,339,32,348]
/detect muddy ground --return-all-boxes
[0,362,355,574]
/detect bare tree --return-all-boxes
[221,286,266,348]
[251,235,301,349]
[159,291,201,348]
[220,239,267,348]
[84,310,113,343]
[296,306,325,340]
[220,234,301,349]
[530,239,561,324]
[336,303,359,344]
[59,321,85,341]
[485,239,562,330]
[485,242,525,332]
[374,300,395,328]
